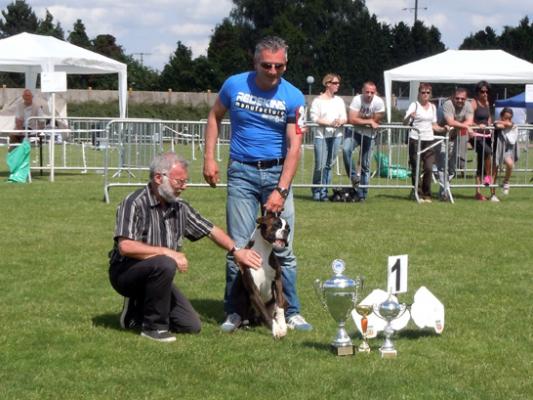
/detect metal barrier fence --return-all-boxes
[0,116,114,181]
[447,125,533,197]
[2,117,530,203]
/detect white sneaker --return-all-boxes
[502,183,510,195]
[490,194,500,202]
[287,314,313,331]
[220,313,241,333]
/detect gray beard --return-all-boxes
[158,178,179,203]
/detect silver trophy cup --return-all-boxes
[373,294,408,358]
[314,259,362,356]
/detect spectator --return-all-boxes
[203,36,313,333]
[492,107,518,197]
[404,83,447,202]
[15,89,45,130]
[10,89,45,145]
[309,73,347,201]
[108,152,262,342]
[436,88,474,201]
[471,81,495,201]
[343,81,385,202]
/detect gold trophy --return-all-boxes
[355,303,372,353]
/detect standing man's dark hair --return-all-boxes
[203,36,313,333]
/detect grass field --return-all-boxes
[1,162,532,399]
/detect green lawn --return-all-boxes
[0,164,532,399]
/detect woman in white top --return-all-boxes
[310,73,347,201]
[404,83,447,202]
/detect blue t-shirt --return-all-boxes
[219,71,305,161]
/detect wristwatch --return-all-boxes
[275,186,289,199]
[229,246,240,256]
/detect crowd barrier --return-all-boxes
[447,125,533,197]
[1,117,530,204]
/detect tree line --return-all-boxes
[1,0,532,96]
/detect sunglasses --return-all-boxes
[419,91,431,94]
[260,62,286,70]
[480,89,489,93]
[328,81,340,85]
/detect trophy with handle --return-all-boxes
[314,259,362,356]
[373,293,408,358]
[355,303,372,352]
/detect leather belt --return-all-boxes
[238,158,285,169]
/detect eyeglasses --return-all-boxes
[260,62,286,70]
[328,81,340,85]
[163,174,189,186]
[454,97,466,101]
[419,91,431,94]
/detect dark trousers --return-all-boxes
[409,138,435,197]
[109,255,201,333]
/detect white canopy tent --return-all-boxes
[0,32,127,118]
[383,50,533,122]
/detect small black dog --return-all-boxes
[330,187,360,202]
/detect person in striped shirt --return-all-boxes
[108,152,262,342]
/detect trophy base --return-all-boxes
[379,348,397,359]
[331,344,354,356]
[358,343,371,353]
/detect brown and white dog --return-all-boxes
[234,214,289,339]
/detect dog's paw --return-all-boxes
[272,320,287,339]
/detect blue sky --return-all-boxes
[2,0,529,70]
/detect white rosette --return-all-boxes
[410,286,445,334]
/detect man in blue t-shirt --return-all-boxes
[203,36,312,333]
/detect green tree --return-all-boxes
[125,55,160,91]
[207,18,253,88]
[91,34,127,61]
[36,9,64,39]
[159,41,196,91]
[498,17,533,62]
[0,0,38,38]
[87,34,127,89]
[67,19,91,49]
[460,26,498,49]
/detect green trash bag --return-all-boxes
[374,151,411,179]
[7,140,31,183]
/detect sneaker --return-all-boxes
[287,314,313,332]
[140,329,176,343]
[502,183,510,195]
[422,196,432,203]
[483,175,493,186]
[220,313,241,333]
[490,194,500,202]
[119,297,140,330]
[474,192,487,201]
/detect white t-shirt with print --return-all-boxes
[349,94,385,136]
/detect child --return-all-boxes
[491,107,517,198]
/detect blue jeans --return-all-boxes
[312,136,341,199]
[342,129,374,199]
[224,160,300,318]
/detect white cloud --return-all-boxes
[1,0,530,70]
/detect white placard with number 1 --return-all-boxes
[387,255,408,294]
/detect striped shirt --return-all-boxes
[109,185,214,264]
